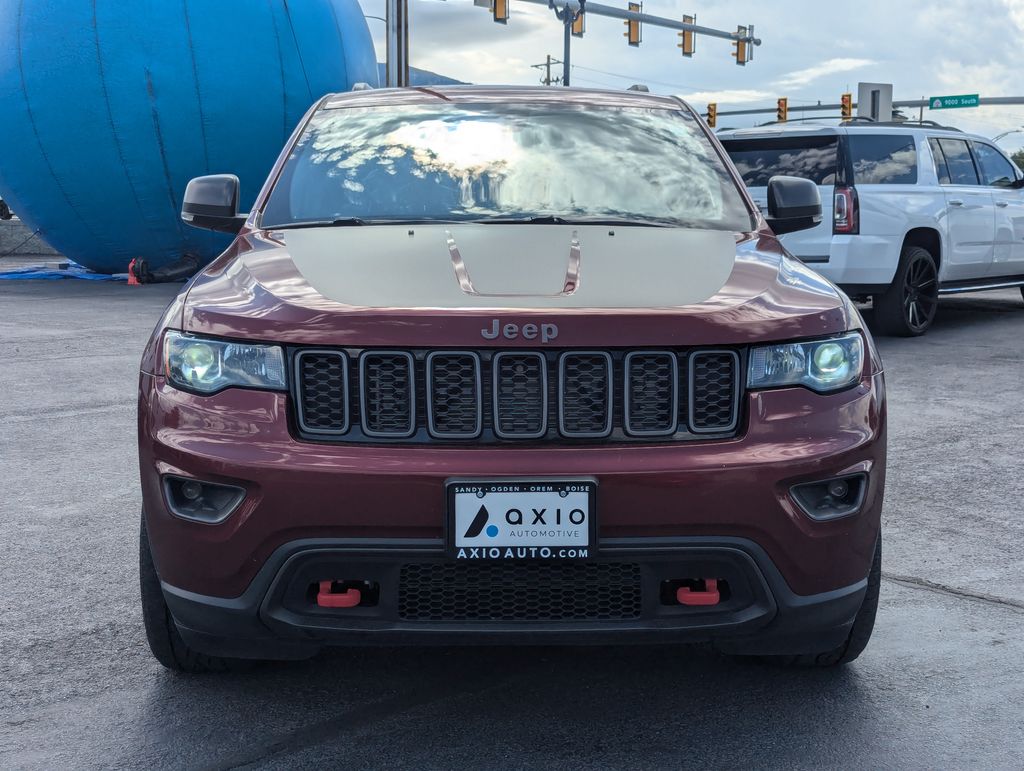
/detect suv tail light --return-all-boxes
[834,186,859,234]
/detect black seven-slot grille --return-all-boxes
[292,348,742,443]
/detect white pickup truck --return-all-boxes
[719,122,1024,335]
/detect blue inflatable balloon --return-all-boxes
[0,0,377,273]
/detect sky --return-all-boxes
[356,0,1024,150]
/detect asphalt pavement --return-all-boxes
[1,280,1023,769]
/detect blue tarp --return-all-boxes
[0,262,127,281]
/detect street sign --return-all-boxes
[929,94,980,110]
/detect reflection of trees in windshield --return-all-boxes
[262,104,752,230]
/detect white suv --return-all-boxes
[718,122,1024,336]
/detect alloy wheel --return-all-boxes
[902,253,938,333]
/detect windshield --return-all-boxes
[260,102,754,231]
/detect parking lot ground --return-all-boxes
[1,281,1023,769]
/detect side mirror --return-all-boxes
[765,175,822,236]
[181,175,247,234]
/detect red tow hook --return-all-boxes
[316,581,362,608]
[676,579,721,607]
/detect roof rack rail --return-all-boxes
[754,117,841,127]
[864,119,963,131]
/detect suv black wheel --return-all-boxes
[140,512,253,673]
[749,534,881,667]
[873,246,939,336]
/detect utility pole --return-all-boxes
[531,54,563,86]
[548,1,584,86]
[385,0,410,87]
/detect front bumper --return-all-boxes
[140,369,885,652]
[162,536,869,660]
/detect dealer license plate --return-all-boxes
[446,480,597,560]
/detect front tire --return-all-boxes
[873,246,939,336]
[754,535,881,667]
[140,512,251,673]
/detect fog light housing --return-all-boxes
[790,473,867,521]
[163,475,245,524]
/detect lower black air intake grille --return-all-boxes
[397,562,643,621]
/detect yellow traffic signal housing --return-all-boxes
[492,0,509,24]
[624,2,641,46]
[678,14,695,57]
[732,25,748,65]
[707,102,717,128]
[841,93,853,120]
[776,97,788,123]
[572,10,585,37]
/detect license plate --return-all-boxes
[446,480,597,560]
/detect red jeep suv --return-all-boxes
[138,86,885,673]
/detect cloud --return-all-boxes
[775,58,875,89]
[675,89,772,108]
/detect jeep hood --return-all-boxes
[182,224,853,347]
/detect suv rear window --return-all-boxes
[848,135,917,184]
[722,136,839,187]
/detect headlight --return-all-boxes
[748,332,864,393]
[163,331,286,394]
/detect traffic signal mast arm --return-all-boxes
[515,0,760,51]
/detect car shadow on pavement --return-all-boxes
[132,644,874,769]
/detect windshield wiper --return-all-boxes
[266,218,367,230]
[477,215,675,227]
[477,215,572,225]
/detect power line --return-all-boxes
[570,63,711,93]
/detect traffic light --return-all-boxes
[624,2,641,47]
[732,25,748,65]
[492,0,509,24]
[678,14,695,57]
[707,103,717,128]
[776,97,788,123]
[841,93,853,120]
[572,10,585,37]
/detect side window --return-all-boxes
[929,138,951,184]
[972,143,1018,188]
[937,138,979,185]
[848,135,918,184]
